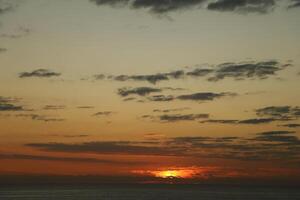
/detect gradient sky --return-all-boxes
[0,0,300,184]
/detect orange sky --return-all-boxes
[0,0,300,184]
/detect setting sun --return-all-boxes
[156,170,181,178]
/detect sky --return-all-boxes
[0,0,300,184]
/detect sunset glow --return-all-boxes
[0,0,300,186]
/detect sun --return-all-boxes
[152,168,197,179]
[156,170,181,178]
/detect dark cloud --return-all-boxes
[93,111,115,116]
[77,106,94,109]
[19,69,61,78]
[91,0,206,14]
[118,87,162,97]
[16,114,65,122]
[207,60,290,82]
[0,103,24,111]
[147,95,175,102]
[177,92,236,101]
[200,119,239,124]
[200,105,300,125]
[26,131,300,162]
[43,105,66,110]
[26,141,181,156]
[207,0,275,13]
[159,113,209,122]
[256,106,300,119]
[256,130,296,136]
[186,68,214,77]
[93,74,106,80]
[153,107,190,113]
[90,0,286,14]
[200,118,285,125]
[0,47,7,53]
[253,131,300,144]
[91,60,290,85]
[111,70,184,84]
[238,118,277,124]
[0,96,25,111]
[280,123,300,128]
[0,153,145,165]
[0,0,16,15]
[288,0,300,8]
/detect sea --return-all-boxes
[0,184,299,200]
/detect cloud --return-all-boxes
[256,130,296,136]
[153,107,190,113]
[0,0,16,15]
[0,153,145,165]
[26,141,181,156]
[207,0,275,13]
[121,90,237,103]
[177,92,236,101]
[186,68,214,77]
[253,131,300,144]
[26,130,300,162]
[0,27,31,39]
[0,103,24,111]
[207,60,290,82]
[93,111,115,116]
[0,47,7,53]
[280,123,300,128]
[159,113,209,122]
[19,69,61,78]
[238,118,278,124]
[118,87,162,96]
[201,118,285,125]
[110,70,185,84]
[147,95,175,102]
[43,105,66,110]
[91,60,290,85]
[90,0,283,14]
[0,96,25,111]
[16,114,65,122]
[91,0,207,14]
[200,119,239,124]
[77,106,94,109]
[288,0,300,8]
[256,106,300,119]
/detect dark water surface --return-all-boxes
[0,185,300,200]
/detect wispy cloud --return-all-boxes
[0,153,146,165]
[0,27,31,39]
[16,114,65,122]
[0,96,25,111]
[19,69,61,78]
[118,87,162,97]
[92,60,290,85]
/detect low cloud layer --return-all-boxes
[0,153,145,165]
[26,130,300,163]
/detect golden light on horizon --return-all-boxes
[133,167,201,179]
[155,170,183,179]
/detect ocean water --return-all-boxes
[0,185,299,200]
